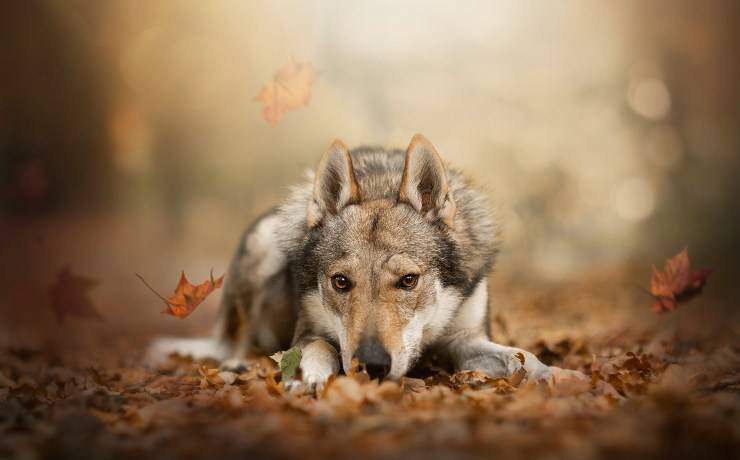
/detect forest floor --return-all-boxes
[1,270,740,460]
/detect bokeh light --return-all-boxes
[1,0,739,341]
[629,78,672,120]
[614,176,656,222]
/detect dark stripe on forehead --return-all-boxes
[368,213,380,242]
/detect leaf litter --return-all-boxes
[6,252,738,459]
[2,333,738,460]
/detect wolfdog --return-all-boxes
[149,134,551,390]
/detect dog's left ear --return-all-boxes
[307,139,361,227]
[399,134,456,227]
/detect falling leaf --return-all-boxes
[279,346,302,381]
[49,267,102,323]
[253,60,319,125]
[649,248,712,313]
[137,270,224,319]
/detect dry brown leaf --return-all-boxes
[138,270,224,319]
[549,367,591,396]
[400,377,426,393]
[649,248,712,313]
[253,60,319,126]
[592,352,655,397]
[449,369,515,393]
[450,369,494,389]
[509,367,527,387]
[320,376,365,417]
[198,365,223,388]
[49,266,102,323]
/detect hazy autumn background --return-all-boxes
[2,0,740,353]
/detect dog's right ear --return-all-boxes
[307,140,361,227]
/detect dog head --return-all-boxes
[303,134,462,379]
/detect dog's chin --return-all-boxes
[386,350,419,381]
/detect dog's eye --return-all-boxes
[331,274,351,292]
[398,274,419,290]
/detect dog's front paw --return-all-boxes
[282,340,339,395]
[219,357,251,373]
[283,378,308,394]
[506,349,552,383]
[284,366,333,394]
[457,342,552,384]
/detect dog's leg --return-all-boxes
[215,211,296,372]
[438,280,551,382]
[284,335,340,393]
[448,333,552,382]
[216,297,252,372]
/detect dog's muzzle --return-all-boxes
[353,336,391,378]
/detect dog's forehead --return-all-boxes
[318,203,437,267]
[341,203,436,252]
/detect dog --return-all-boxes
[148,134,552,390]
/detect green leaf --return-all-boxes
[280,346,302,380]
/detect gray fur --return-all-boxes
[149,136,551,390]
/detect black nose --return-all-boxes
[353,337,391,378]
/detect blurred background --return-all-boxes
[1,0,739,352]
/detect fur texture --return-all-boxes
[147,134,551,390]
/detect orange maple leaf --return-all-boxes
[253,60,319,126]
[49,266,103,323]
[649,248,712,313]
[137,270,224,319]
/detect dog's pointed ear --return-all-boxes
[307,139,361,227]
[398,134,456,227]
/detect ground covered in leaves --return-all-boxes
[2,273,740,460]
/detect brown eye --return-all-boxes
[398,274,419,290]
[331,274,351,291]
